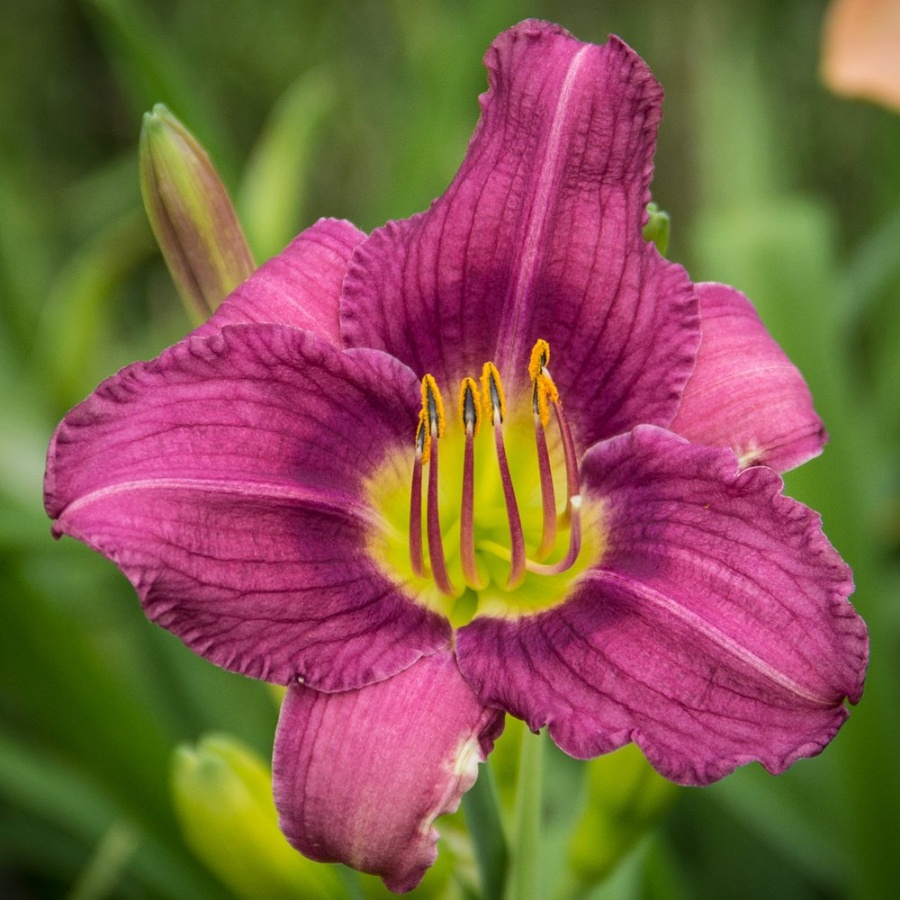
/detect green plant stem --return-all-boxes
[505,729,545,900]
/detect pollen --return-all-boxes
[528,338,551,382]
[421,374,445,437]
[415,411,431,464]
[529,340,559,428]
[480,362,506,425]
[532,372,559,428]
[458,377,481,436]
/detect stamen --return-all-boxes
[552,390,580,506]
[426,434,456,596]
[458,378,484,589]
[530,340,559,560]
[542,390,582,571]
[480,362,507,426]
[526,494,583,576]
[526,340,582,575]
[421,374,445,444]
[532,399,557,561]
[407,346,586,599]
[528,338,551,383]
[408,414,426,578]
[481,362,525,589]
[408,376,454,593]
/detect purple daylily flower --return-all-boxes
[45,20,867,893]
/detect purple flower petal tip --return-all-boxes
[671,282,827,472]
[340,20,699,444]
[273,651,504,893]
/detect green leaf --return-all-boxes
[565,744,677,892]
[238,68,335,262]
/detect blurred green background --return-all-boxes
[1,0,898,898]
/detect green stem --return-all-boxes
[67,821,140,900]
[505,728,545,900]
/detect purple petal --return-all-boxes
[45,325,450,689]
[273,650,504,893]
[670,282,827,472]
[457,426,867,785]
[197,218,365,343]
[341,21,698,444]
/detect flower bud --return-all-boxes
[140,105,255,322]
[171,734,344,900]
[643,202,671,256]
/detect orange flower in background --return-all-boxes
[822,0,900,110]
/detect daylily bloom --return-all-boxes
[45,20,867,893]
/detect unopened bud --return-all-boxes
[171,734,344,900]
[643,202,671,256]
[140,105,255,322]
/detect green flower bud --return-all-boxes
[140,105,255,322]
[643,202,671,256]
[171,734,344,900]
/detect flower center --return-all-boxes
[367,340,605,624]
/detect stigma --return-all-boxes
[408,340,583,597]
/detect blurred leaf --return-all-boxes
[0,726,123,843]
[82,0,231,171]
[566,744,678,893]
[31,209,155,411]
[505,730,544,900]
[238,67,336,261]
[842,207,900,439]
[67,821,141,900]
[0,725,222,899]
[0,157,57,357]
[0,570,175,831]
[708,764,849,888]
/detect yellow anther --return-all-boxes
[458,377,482,437]
[532,372,559,428]
[528,339,551,382]
[480,362,506,426]
[415,411,432,464]
[420,374,445,439]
